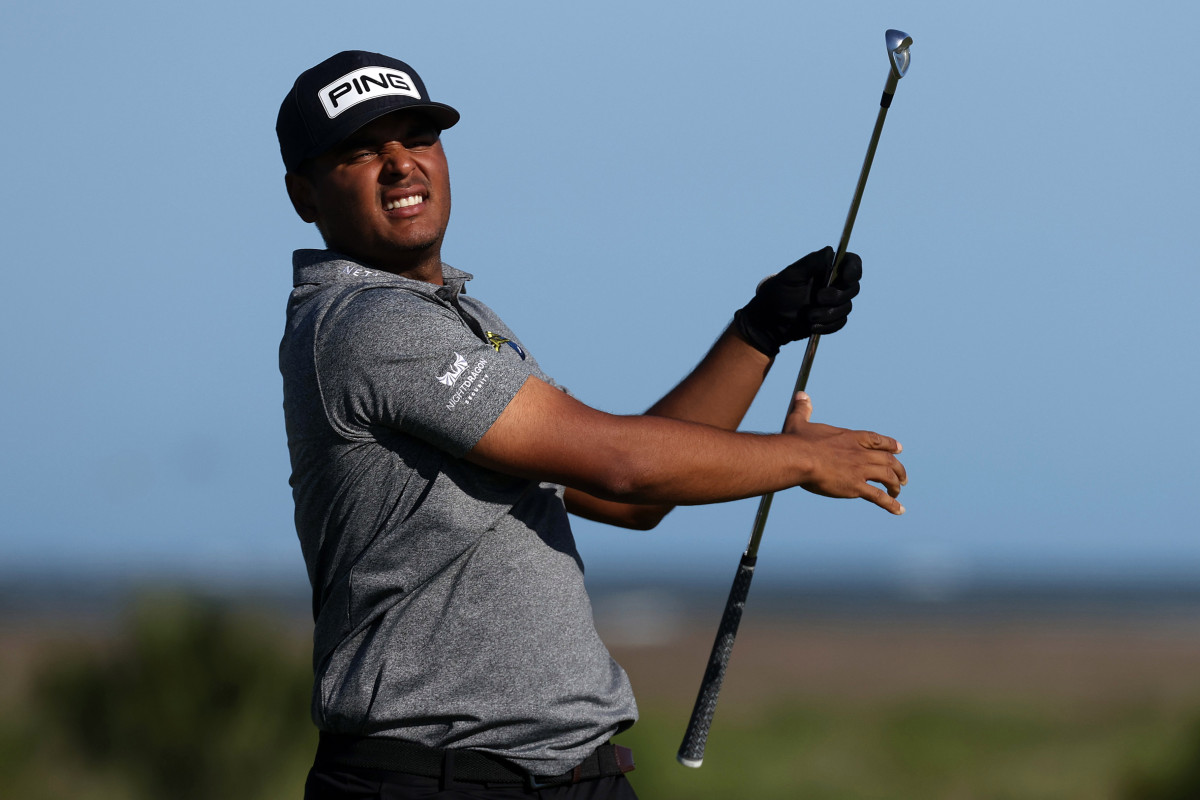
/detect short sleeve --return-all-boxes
[314,286,535,456]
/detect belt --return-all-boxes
[314,732,635,789]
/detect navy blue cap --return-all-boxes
[277,50,460,173]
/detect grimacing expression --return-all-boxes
[287,111,451,277]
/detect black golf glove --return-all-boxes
[732,246,861,357]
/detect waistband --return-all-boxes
[314,732,635,790]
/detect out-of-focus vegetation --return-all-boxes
[3,593,1200,799]
[0,594,315,800]
[1120,717,1200,800]
[616,701,1200,800]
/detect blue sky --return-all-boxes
[2,1,1197,593]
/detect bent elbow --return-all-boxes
[623,504,673,531]
[585,456,675,529]
[591,450,657,504]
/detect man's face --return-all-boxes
[288,110,452,279]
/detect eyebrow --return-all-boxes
[342,120,442,151]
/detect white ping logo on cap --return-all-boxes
[319,67,422,119]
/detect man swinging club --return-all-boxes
[277,50,907,800]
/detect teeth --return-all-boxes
[385,195,425,211]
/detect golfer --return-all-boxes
[278,51,906,800]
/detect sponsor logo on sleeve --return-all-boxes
[436,352,491,411]
[436,353,469,386]
[319,67,422,119]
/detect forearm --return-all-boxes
[576,417,811,506]
[471,377,905,516]
[473,378,805,505]
[563,325,771,527]
[644,325,772,429]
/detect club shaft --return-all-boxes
[746,95,893,559]
[677,77,901,769]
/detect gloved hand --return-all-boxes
[732,246,861,357]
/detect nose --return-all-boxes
[379,142,416,179]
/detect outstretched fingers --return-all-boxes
[863,482,906,515]
[859,435,907,513]
[860,432,906,485]
[785,393,909,514]
[859,428,903,455]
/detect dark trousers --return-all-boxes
[304,765,640,799]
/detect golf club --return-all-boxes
[677,29,913,769]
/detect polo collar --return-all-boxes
[291,249,473,298]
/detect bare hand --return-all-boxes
[782,392,907,514]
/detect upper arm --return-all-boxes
[318,288,534,453]
[468,377,677,529]
[466,375,632,497]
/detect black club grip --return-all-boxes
[676,553,757,767]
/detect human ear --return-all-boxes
[285,172,320,224]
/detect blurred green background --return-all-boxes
[3,584,1200,800]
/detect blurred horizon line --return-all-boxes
[4,561,1200,630]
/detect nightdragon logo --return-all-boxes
[436,353,469,386]
[445,357,490,411]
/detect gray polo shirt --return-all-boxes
[280,250,636,776]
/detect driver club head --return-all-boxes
[886,29,913,79]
